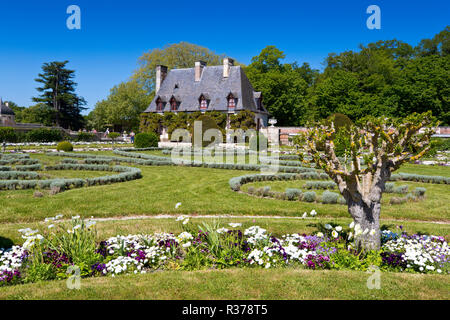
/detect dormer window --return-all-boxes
[199,95,208,112]
[227,93,236,113]
[170,97,179,111]
[156,98,164,112]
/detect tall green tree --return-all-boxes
[33,61,86,130]
[245,46,317,126]
[133,42,233,93]
[89,80,152,132]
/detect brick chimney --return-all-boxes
[195,61,206,82]
[223,58,234,78]
[155,65,168,93]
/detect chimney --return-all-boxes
[223,58,234,78]
[155,65,168,93]
[195,61,206,82]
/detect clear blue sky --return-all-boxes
[0,0,448,114]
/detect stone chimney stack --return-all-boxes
[195,61,206,82]
[223,58,234,78]
[155,65,168,93]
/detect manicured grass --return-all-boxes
[0,268,448,300]
[0,153,448,224]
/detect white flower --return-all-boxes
[72,215,80,220]
[310,210,317,216]
[348,232,353,240]
[48,224,55,229]
[228,223,242,228]
[176,215,187,222]
[363,228,369,235]
[217,228,229,234]
[316,232,324,238]
[369,229,376,236]
[182,242,191,248]
[349,221,355,229]
[325,224,332,230]
[175,202,182,209]
[302,212,307,218]
[335,226,342,232]
[182,218,189,225]
[332,230,339,238]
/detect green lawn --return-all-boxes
[1,151,449,300]
[0,154,449,224]
[0,268,448,300]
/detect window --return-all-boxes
[156,98,164,112]
[227,93,236,112]
[170,97,178,111]
[199,95,208,111]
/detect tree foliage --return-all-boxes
[132,42,233,93]
[299,112,437,251]
[89,80,152,132]
[32,61,86,130]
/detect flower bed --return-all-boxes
[1,215,448,287]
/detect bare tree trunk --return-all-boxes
[347,198,381,251]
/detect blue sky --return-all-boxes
[0,0,448,114]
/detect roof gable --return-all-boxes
[145,65,265,113]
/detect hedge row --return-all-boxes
[0,171,40,180]
[390,173,450,184]
[113,149,318,173]
[247,186,346,205]
[0,164,142,192]
[304,181,337,190]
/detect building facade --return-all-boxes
[0,98,16,126]
[143,58,269,130]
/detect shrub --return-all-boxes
[56,141,73,152]
[262,186,271,197]
[414,187,426,197]
[75,132,96,142]
[0,127,17,143]
[390,197,407,205]
[247,186,255,194]
[26,128,63,142]
[303,191,317,202]
[304,181,336,190]
[393,185,408,194]
[285,188,302,201]
[321,191,339,204]
[107,132,120,141]
[385,182,395,193]
[134,132,158,148]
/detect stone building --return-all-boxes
[0,98,16,126]
[143,58,269,130]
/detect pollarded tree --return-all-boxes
[299,112,437,252]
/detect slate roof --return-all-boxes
[144,65,268,114]
[0,99,15,116]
